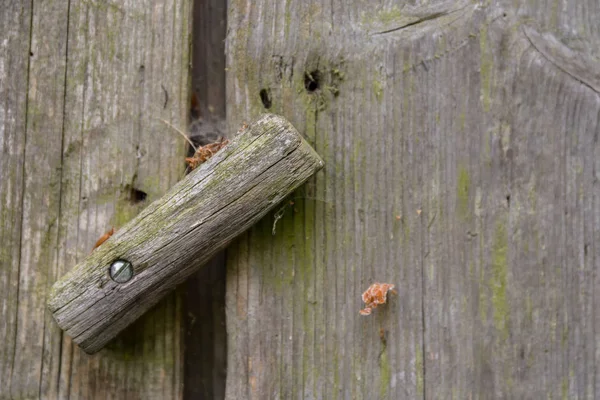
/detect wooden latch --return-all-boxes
[47,114,323,354]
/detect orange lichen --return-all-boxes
[359,282,395,316]
[185,137,229,170]
[93,227,114,251]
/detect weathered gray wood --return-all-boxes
[48,114,324,354]
[225,1,600,399]
[0,1,35,396]
[0,0,191,398]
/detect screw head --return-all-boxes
[109,259,134,283]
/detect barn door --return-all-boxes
[225,1,600,398]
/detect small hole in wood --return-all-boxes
[506,194,511,208]
[304,70,321,92]
[259,88,272,109]
[127,187,147,204]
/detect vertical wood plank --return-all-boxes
[0,0,191,398]
[0,0,34,396]
[225,0,600,399]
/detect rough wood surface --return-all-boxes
[225,0,600,398]
[0,0,191,398]
[48,114,324,354]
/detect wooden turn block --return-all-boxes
[47,114,323,354]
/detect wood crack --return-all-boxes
[374,12,448,35]
[523,26,600,96]
[372,4,471,36]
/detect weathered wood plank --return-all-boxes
[225,0,600,399]
[49,114,324,354]
[0,1,34,396]
[0,0,192,398]
[1,1,71,397]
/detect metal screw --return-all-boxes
[109,259,134,283]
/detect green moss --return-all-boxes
[479,26,493,112]
[490,221,509,340]
[456,165,471,221]
[284,0,291,38]
[230,23,263,117]
[479,266,488,323]
[416,346,424,395]
[379,348,390,398]
[111,200,145,228]
[332,350,340,399]
[550,0,560,30]
[373,77,384,102]
[141,175,164,198]
[365,5,403,25]
[479,226,488,323]
[403,218,410,246]
[561,326,568,349]
[561,376,568,400]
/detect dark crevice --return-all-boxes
[50,0,72,395]
[304,70,321,92]
[259,88,272,109]
[126,186,147,204]
[185,0,227,398]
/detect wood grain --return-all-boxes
[0,0,191,398]
[48,114,324,354]
[225,1,600,398]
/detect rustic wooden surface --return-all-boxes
[184,0,228,398]
[0,0,191,398]
[48,114,324,354]
[225,0,600,398]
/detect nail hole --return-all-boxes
[127,186,147,204]
[506,194,511,207]
[304,70,321,92]
[29,51,34,56]
[259,88,272,109]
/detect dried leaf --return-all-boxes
[359,282,395,316]
[93,227,115,251]
[185,137,229,170]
